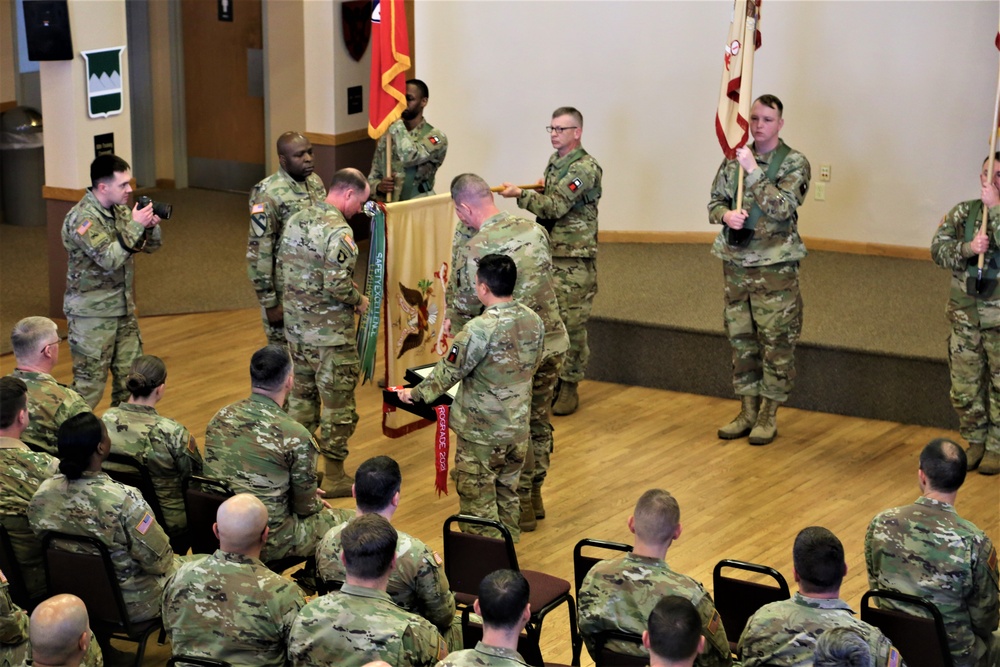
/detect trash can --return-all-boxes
[0,107,45,227]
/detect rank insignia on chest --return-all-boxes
[429,135,441,145]
[76,219,93,236]
[447,344,459,363]
[568,178,583,193]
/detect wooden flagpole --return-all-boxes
[735,1,759,210]
[974,34,1000,290]
[385,133,393,203]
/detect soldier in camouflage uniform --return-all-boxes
[446,174,568,533]
[0,377,56,602]
[279,168,370,499]
[739,527,903,667]
[248,132,327,346]
[0,572,29,667]
[205,345,351,563]
[500,106,602,419]
[708,95,811,446]
[102,355,202,552]
[27,412,177,626]
[61,154,162,409]
[369,80,447,203]
[577,489,731,667]
[316,456,461,648]
[162,494,306,666]
[645,596,706,667]
[28,594,104,667]
[10,317,90,455]
[402,254,544,541]
[865,439,999,667]
[436,569,531,667]
[930,154,1000,474]
[288,514,447,667]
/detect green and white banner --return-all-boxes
[357,201,386,384]
[81,47,126,119]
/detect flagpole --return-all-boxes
[975,44,1000,284]
[735,4,759,211]
[386,134,393,203]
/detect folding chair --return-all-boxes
[860,589,953,667]
[591,630,647,667]
[167,657,232,667]
[0,523,40,610]
[712,559,790,653]
[183,475,233,555]
[103,452,169,529]
[572,538,632,665]
[443,514,577,667]
[43,531,163,667]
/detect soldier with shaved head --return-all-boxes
[162,493,307,666]
[28,594,94,667]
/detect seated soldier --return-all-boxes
[10,317,89,455]
[28,594,101,667]
[577,489,731,667]
[288,514,447,667]
[436,569,531,667]
[162,494,306,666]
[316,455,459,647]
[0,570,29,667]
[0,376,56,601]
[204,345,350,564]
[739,526,903,667]
[645,596,707,667]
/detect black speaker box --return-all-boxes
[23,0,74,62]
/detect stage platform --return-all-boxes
[588,243,957,429]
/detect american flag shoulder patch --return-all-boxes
[136,512,154,535]
[76,219,93,235]
[251,202,265,214]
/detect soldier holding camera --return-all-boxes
[61,154,163,408]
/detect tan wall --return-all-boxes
[41,0,130,189]
[263,0,307,173]
[417,1,997,249]
[149,0,173,183]
[0,0,16,107]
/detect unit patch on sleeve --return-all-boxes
[447,344,459,363]
[568,178,583,193]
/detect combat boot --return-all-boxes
[748,398,779,446]
[531,485,545,520]
[966,442,986,470]
[519,495,537,532]
[979,450,1000,475]
[320,458,354,498]
[553,381,579,416]
[718,395,759,439]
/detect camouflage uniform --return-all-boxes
[316,521,461,647]
[162,549,306,666]
[0,437,56,601]
[102,403,203,545]
[577,553,731,667]
[287,583,445,667]
[248,168,327,346]
[0,574,29,667]
[516,147,602,383]
[737,592,903,667]
[62,190,162,408]
[27,471,176,623]
[930,200,1000,456]
[280,202,363,462]
[446,212,568,498]
[437,642,529,667]
[204,394,351,562]
[11,369,90,455]
[708,140,811,402]
[865,496,1000,667]
[368,119,448,203]
[411,301,544,540]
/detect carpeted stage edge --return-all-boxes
[588,244,957,430]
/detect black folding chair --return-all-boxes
[591,629,647,667]
[712,558,790,654]
[0,523,43,610]
[861,589,953,667]
[183,475,233,554]
[572,538,632,665]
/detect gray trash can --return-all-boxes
[0,107,45,227]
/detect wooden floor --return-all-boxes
[2,307,997,666]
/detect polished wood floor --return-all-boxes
[2,307,997,666]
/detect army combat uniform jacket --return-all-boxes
[0,438,55,601]
[931,199,1000,329]
[369,119,448,202]
[11,369,90,456]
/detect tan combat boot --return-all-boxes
[531,485,545,520]
[748,398,779,446]
[519,494,537,532]
[320,458,354,498]
[552,381,579,416]
[979,450,1000,475]
[718,395,759,439]
[966,442,986,470]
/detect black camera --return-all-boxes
[136,195,172,220]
